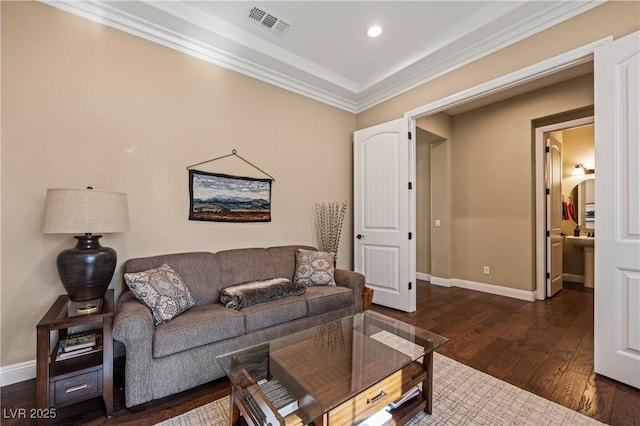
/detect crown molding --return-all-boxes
[42,1,604,114]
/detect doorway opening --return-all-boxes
[534,111,594,299]
[405,40,608,302]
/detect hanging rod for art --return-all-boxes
[186,149,276,181]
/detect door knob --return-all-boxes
[357,234,364,239]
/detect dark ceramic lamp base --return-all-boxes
[56,234,117,302]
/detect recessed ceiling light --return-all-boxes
[367,25,382,38]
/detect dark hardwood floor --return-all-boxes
[2,281,639,425]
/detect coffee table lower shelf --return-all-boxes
[388,394,428,425]
[231,355,433,426]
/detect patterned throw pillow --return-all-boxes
[124,264,195,325]
[294,249,336,286]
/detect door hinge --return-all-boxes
[546,272,550,279]
[545,188,550,195]
[546,230,550,237]
[409,282,412,290]
[408,182,412,190]
[408,232,412,240]
[545,146,550,153]
[408,131,412,140]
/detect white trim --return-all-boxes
[417,274,536,300]
[0,360,36,387]
[42,0,359,113]
[405,37,611,119]
[416,272,431,282]
[42,1,603,114]
[452,279,537,302]
[429,276,452,287]
[563,273,585,284]
[534,116,594,300]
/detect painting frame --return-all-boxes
[189,170,272,222]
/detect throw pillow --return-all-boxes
[294,248,336,286]
[220,278,306,310]
[124,263,195,325]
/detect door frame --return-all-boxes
[404,37,610,292]
[534,116,594,300]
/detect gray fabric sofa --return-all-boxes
[112,245,365,408]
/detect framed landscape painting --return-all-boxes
[189,170,272,222]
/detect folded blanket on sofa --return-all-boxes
[220,278,306,310]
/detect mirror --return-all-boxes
[564,177,595,229]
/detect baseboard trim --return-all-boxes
[416,272,431,282]
[429,276,452,287]
[1,342,126,387]
[563,273,584,283]
[0,360,36,387]
[451,278,537,301]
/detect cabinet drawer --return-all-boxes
[52,370,102,405]
[329,369,402,425]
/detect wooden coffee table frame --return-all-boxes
[222,313,444,426]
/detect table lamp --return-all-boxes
[42,187,129,306]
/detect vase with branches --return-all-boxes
[315,201,347,260]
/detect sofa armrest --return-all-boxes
[112,291,155,408]
[335,269,365,312]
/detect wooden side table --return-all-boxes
[36,289,114,422]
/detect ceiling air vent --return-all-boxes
[246,4,291,36]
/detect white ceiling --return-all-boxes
[45,1,603,113]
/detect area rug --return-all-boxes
[155,353,603,426]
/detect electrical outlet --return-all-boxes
[483,266,490,275]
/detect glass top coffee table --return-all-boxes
[217,311,448,426]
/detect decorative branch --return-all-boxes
[315,201,347,255]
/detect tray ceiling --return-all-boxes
[44,1,603,113]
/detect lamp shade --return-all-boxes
[42,188,129,234]
[42,188,129,302]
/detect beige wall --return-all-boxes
[2,0,638,372]
[1,2,356,366]
[415,128,431,275]
[450,74,594,290]
[416,114,453,280]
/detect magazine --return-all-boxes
[56,334,103,361]
[60,333,96,352]
[257,377,299,417]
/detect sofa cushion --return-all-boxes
[220,278,306,310]
[123,252,221,306]
[153,303,245,358]
[215,248,278,285]
[305,286,354,316]
[242,296,308,333]
[124,264,195,325]
[294,249,336,286]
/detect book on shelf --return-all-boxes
[386,385,421,412]
[257,377,299,417]
[60,332,96,352]
[56,333,103,361]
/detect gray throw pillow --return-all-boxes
[294,248,336,286]
[124,263,195,325]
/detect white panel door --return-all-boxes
[354,118,415,312]
[547,136,563,297]
[594,31,640,389]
